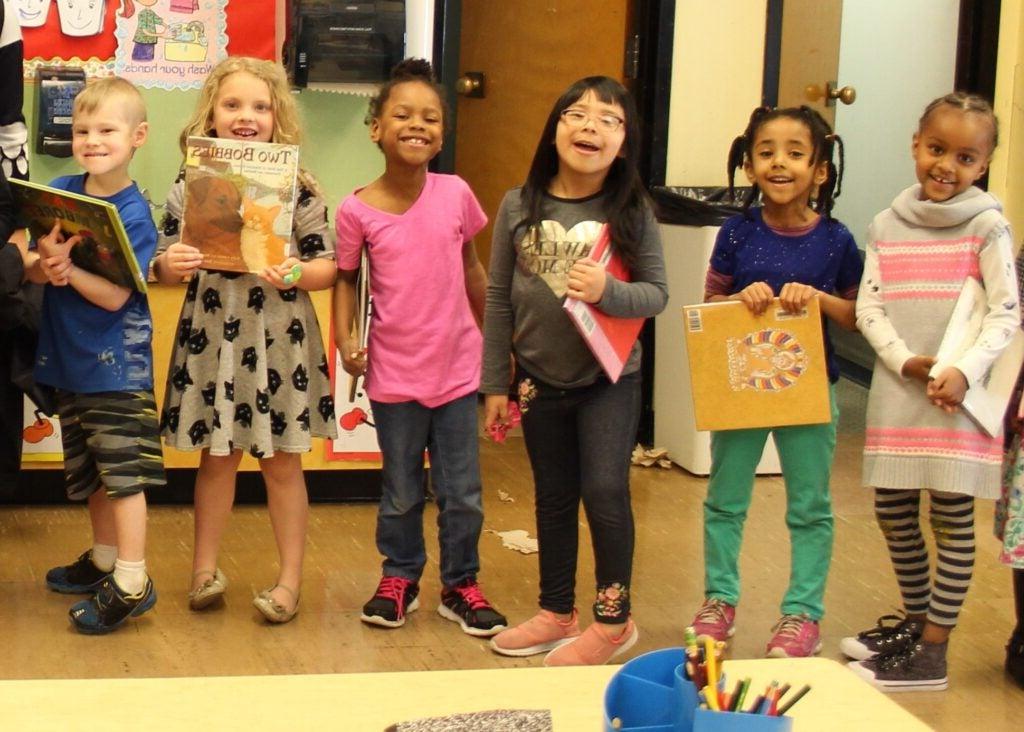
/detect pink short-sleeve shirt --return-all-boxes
[335,173,487,407]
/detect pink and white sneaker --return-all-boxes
[765,614,822,658]
[690,598,736,643]
[543,618,639,666]
[489,609,581,657]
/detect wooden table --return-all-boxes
[0,657,929,731]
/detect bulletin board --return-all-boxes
[18,0,277,85]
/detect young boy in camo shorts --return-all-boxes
[24,77,165,634]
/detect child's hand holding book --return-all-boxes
[161,242,204,280]
[566,256,606,303]
[340,338,367,378]
[927,366,967,413]
[37,221,79,287]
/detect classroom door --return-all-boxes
[453,1,630,268]
[777,0,960,245]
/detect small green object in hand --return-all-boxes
[282,263,302,285]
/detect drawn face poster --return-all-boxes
[113,0,226,90]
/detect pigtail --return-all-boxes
[728,106,773,215]
[726,134,747,206]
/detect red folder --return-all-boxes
[562,225,645,382]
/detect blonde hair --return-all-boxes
[178,56,319,193]
[74,76,147,127]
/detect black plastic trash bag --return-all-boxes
[650,186,751,227]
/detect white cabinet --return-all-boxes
[653,222,781,475]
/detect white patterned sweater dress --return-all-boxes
[856,185,1020,498]
[158,175,338,457]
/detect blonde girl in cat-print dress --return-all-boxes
[152,57,337,624]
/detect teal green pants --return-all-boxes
[704,385,838,620]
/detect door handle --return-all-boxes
[804,81,857,106]
[456,72,485,98]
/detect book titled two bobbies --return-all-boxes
[10,178,148,293]
[562,224,645,383]
[180,136,299,274]
[683,297,831,432]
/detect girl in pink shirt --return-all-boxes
[333,59,506,638]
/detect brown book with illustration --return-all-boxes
[180,136,299,273]
[683,297,831,431]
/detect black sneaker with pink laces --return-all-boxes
[437,578,508,637]
[360,575,420,628]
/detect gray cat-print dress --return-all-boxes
[158,174,338,457]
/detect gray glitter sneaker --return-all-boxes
[848,640,948,692]
[839,613,923,661]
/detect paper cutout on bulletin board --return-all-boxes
[20,0,277,80]
[114,0,227,89]
[21,396,62,463]
[326,325,381,462]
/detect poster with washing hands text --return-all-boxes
[18,1,275,80]
[114,0,226,89]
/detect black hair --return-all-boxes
[365,58,450,130]
[727,105,845,218]
[517,76,648,269]
[919,91,999,151]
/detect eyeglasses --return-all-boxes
[559,108,624,133]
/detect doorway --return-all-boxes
[771,0,1000,381]
[441,1,632,268]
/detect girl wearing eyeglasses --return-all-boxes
[482,76,668,665]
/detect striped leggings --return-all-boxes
[874,488,975,627]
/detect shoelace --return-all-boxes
[455,582,492,610]
[772,614,809,639]
[875,643,921,672]
[695,599,730,624]
[375,576,412,605]
[859,612,910,640]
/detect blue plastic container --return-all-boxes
[692,707,793,732]
[603,648,699,731]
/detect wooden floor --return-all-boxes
[1,378,1022,730]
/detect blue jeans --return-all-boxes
[370,392,483,587]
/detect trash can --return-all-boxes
[652,187,781,476]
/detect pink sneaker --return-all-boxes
[691,598,736,643]
[543,619,639,666]
[489,609,581,657]
[766,614,822,658]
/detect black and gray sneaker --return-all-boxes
[1007,632,1024,688]
[839,613,923,661]
[849,640,948,692]
[361,576,420,628]
[69,576,157,635]
[46,550,112,594]
[437,579,508,637]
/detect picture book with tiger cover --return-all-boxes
[10,178,147,293]
[181,136,299,273]
[683,297,830,431]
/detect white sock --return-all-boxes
[113,559,148,596]
[91,544,117,572]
